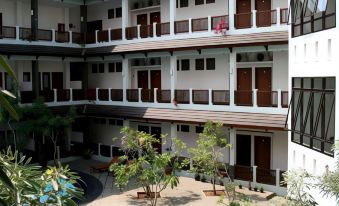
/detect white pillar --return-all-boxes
[63,8,70,31]
[188,18,192,34]
[122,0,129,40]
[15,26,20,40]
[153,23,157,37]
[252,10,257,28]
[208,16,212,32]
[95,30,99,43]
[189,88,193,104]
[169,0,176,36]
[53,89,57,103]
[63,61,70,89]
[137,25,141,39]
[277,89,282,108]
[228,0,235,31]
[170,56,177,102]
[253,165,257,187]
[253,89,258,107]
[276,7,281,26]
[138,88,142,102]
[154,88,158,103]
[70,88,73,102]
[108,28,112,42]
[52,29,56,42]
[96,88,99,101]
[229,52,236,106]
[276,168,281,188]
[122,58,130,102]
[208,88,212,106]
[69,31,72,44]
[229,128,235,165]
[108,88,112,101]
[170,123,177,154]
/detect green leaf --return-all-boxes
[0,197,8,206]
[64,198,78,206]
[0,92,19,120]
[0,166,15,192]
[0,56,17,82]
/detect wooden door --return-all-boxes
[236,0,252,29]
[151,127,162,154]
[52,72,63,90]
[138,70,150,101]
[237,68,252,105]
[137,14,148,25]
[151,70,161,90]
[42,72,50,90]
[58,23,65,32]
[150,12,161,24]
[138,14,148,38]
[256,0,271,27]
[236,135,251,166]
[256,67,272,106]
[255,136,271,169]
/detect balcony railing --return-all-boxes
[212,90,229,105]
[85,32,96,44]
[0,26,16,39]
[126,26,138,40]
[57,89,70,102]
[175,20,189,34]
[235,90,253,106]
[175,90,190,104]
[19,27,32,40]
[140,25,153,38]
[98,89,109,101]
[72,32,83,44]
[157,90,171,103]
[156,22,170,36]
[212,15,229,30]
[97,30,109,42]
[235,12,253,29]
[111,29,122,40]
[192,17,209,32]
[37,29,52,41]
[141,89,154,102]
[257,91,278,107]
[280,8,289,24]
[56,31,69,43]
[111,89,123,101]
[234,165,253,181]
[256,10,277,27]
[127,89,139,102]
[192,90,209,104]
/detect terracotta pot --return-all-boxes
[137,192,161,199]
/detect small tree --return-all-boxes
[188,121,232,195]
[110,127,188,206]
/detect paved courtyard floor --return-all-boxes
[68,159,287,206]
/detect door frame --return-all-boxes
[235,130,273,168]
[134,67,161,89]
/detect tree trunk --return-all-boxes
[213,176,216,195]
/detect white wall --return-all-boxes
[0,0,16,26]
[38,5,65,30]
[87,0,122,30]
[69,6,80,32]
[272,51,288,91]
[88,62,123,89]
[88,118,124,146]
[272,131,288,171]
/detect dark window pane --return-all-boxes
[116,7,122,18]
[195,58,204,70]
[206,0,215,3]
[99,63,105,73]
[196,126,204,133]
[116,120,123,126]
[181,125,190,132]
[92,64,98,73]
[181,59,190,71]
[195,0,204,5]
[109,63,115,72]
[109,119,116,125]
[180,0,188,7]
[177,60,180,71]
[115,62,122,72]
[23,72,31,82]
[108,9,115,19]
[206,58,216,70]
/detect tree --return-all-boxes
[0,147,83,206]
[110,127,188,206]
[188,121,232,196]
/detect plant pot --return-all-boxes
[203,190,225,196]
[137,192,160,199]
[238,185,242,189]
[164,167,172,175]
[253,188,258,192]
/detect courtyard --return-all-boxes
[68,159,287,206]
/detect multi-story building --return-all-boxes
[288,0,337,204]
[0,0,289,195]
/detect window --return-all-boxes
[108,9,115,19]
[23,72,31,82]
[115,62,122,72]
[177,60,180,71]
[98,63,105,73]
[179,0,188,8]
[109,119,116,125]
[206,0,215,3]
[180,125,190,132]
[290,77,335,156]
[116,7,122,18]
[196,126,204,133]
[181,59,190,71]
[92,64,98,73]
[116,119,123,126]
[93,118,106,125]
[70,63,83,81]
[195,0,204,5]
[109,63,115,72]
[206,58,216,70]
[195,59,204,70]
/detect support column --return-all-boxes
[31,0,38,41]
[121,0,129,40]
[123,119,130,127]
[63,61,70,89]
[169,0,176,36]
[32,60,39,98]
[80,5,87,33]
[229,128,236,166]
[15,0,23,27]
[229,52,236,106]
[122,58,130,102]
[63,8,70,31]
[170,56,177,103]
[228,0,235,31]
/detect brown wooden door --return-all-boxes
[256,67,272,106]
[138,14,149,38]
[237,68,252,105]
[151,70,161,90]
[52,72,63,90]
[255,136,271,169]
[58,23,65,32]
[137,70,149,89]
[150,12,161,24]
[256,0,271,27]
[236,0,252,29]
[137,14,148,25]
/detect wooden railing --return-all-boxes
[280,8,289,24]
[156,22,170,36]
[127,89,139,102]
[235,12,252,29]
[85,32,96,44]
[257,91,278,107]
[175,90,190,104]
[98,89,109,101]
[256,167,276,185]
[19,27,32,40]
[212,90,230,105]
[56,31,69,43]
[126,26,138,40]
[212,15,229,30]
[111,28,122,40]
[281,91,288,108]
[256,10,277,27]
[141,89,154,102]
[57,89,70,102]
[87,89,97,101]
[175,20,189,34]
[140,25,153,38]
[192,90,209,104]
[234,165,253,181]
[37,29,52,41]
[39,90,54,102]
[72,89,86,101]
[157,90,171,103]
[235,90,253,106]
[111,89,123,101]
[192,17,208,32]
[97,30,109,42]
[72,32,83,44]
[1,26,16,39]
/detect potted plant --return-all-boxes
[238,184,242,189]
[248,181,252,190]
[254,187,258,192]
[194,173,201,181]
[260,186,264,193]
